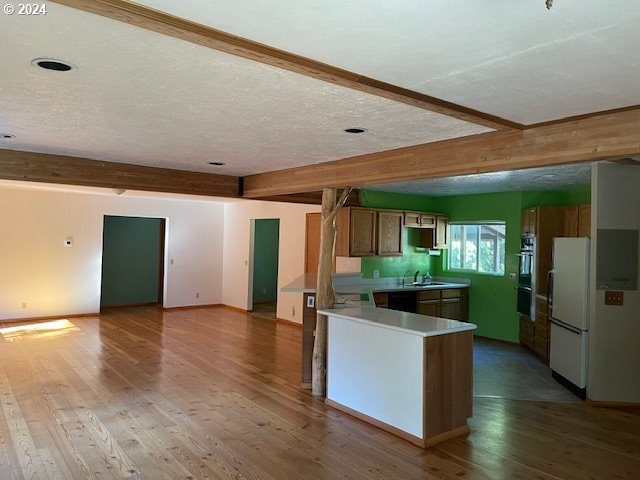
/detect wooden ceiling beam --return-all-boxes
[0,149,240,198]
[242,109,640,198]
[50,0,515,131]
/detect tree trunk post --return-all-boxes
[312,187,351,397]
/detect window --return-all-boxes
[448,223,506,275]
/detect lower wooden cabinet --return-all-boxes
[417,289,468,321]
[519,297,551,365]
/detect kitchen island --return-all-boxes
[281,273,470,387]
[319,306,476,447]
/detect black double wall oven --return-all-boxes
[517,236,535,319]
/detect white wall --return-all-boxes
[0,183,225,321]
[222,200,320,323]
[588,162,640,402]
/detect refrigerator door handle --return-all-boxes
[550,317,583,335]
[547,269,554,306]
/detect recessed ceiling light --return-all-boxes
[208,162,225,166]
[1,134,15,139]
[344,127,367,134]
[31,58,74,72]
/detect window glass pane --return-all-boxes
[449,225,463,269]
[463,225,478,270]
[448,222,505,275]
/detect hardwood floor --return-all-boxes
[0,306,638,479]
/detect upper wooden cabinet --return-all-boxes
[377,211,404,256]
[404,212,435,229]
[335,207,403,257]
[417,214,449,249]
[435,215,449,248]
[521,207,538,236]
[563,204,591,238]
[578,204,591,237]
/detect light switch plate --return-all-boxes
[306,295,315,308]
[604,291,624,306]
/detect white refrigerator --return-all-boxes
[549,237,590,398]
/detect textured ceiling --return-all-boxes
[365,163,593,197]
[137,0,640,125]
[0,3,491,177]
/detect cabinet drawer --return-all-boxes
[418,290,440,301]
[418,301,439,316]
[441,288,463,299]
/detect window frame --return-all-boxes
[446,221,506,276]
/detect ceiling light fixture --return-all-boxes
[344,127,367,134]
[31,58,74,72]
[208,162,225,166]
[1,134,15,139]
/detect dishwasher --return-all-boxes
[387,291,417,313]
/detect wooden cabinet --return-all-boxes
[417,288,468,321]
[404,211,435,229]
[529,206,565,296]
[519,297,551,365]
[335,207,403,257]
[372,292,388,308]
[578,204,591,237]
[519,316,535,350]
[377,211,404,256]
[301,293,317,387]
[417,290,440,316]
[563,204,591,238]
[534,300,550,364]
[417,214,450,249]
[521,207,538,236]
[435,215,449,248]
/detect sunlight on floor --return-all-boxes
[0,319,78,340]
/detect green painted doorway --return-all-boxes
[100,215,165,308]
[251,218,280,318]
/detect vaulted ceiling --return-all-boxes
[1,0,639,199]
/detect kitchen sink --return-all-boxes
[410,281,448,287]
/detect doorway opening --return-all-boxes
[249,219,280,319]
[100,215,166,309]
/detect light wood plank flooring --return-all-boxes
[0,306,638,479]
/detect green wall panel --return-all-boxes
[432,191,522,342]
[361,228,434,279]
[252,219,280,303]
[101,216,162,307]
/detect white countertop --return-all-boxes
[282,273,469,294]
[318,306,477,338]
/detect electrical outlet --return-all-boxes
[262,288,267,294]
[21,302,27,309]
[195,292,199,299]
[373,270,380,279]
[306,295,315,308]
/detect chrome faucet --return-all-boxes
[413,271,420,283]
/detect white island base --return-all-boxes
[320,306,476,448]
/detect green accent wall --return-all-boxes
[252,219,280,303]
[361,228,435,278]
[431,191,522,342]
[359,186,591,343]
[101,216,162,307]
